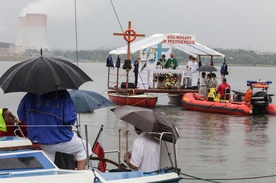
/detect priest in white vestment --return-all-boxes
[191,58,199,89]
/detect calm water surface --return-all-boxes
[1,61,276,182]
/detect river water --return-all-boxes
[1,61,276,182]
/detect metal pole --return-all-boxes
[85,125,89,169]
[125,130,129,153]
[74,0,79,66]
[118,129,121,164]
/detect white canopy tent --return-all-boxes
[109,33,225,89]
[109,33,225,58]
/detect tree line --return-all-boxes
[25,48,276,66]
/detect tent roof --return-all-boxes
[109,33,225,58]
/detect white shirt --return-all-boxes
[130,132,160,172]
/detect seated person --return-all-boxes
[124,127,160,172]
[216,78,231,100]
[0,108,27,137]
[209,73,218,88]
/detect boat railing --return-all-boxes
[145,131,178,173]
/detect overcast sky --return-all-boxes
[0,0,275,51]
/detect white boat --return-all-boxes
[0,136,180,183]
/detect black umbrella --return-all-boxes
[112,105,180,143]
[0,56,93,95]
[68,90,113,113]
[196,65,217,72]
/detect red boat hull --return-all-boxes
[182,93,252,115]
[266,104,276,115]
[108,93,158,108]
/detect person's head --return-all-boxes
[189,55,193,60]
[170,53,174,58]
[0,108,16,132]
[223,78,227,83]
[192,57,196,62]
[202,72,206,78]
[134,126,143,135]
[211,73,216,78]
[207,73,211,79]
[161,54,166,59]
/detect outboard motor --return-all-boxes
[251,91,270,114]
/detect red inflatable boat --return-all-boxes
[182,80,276,115]
[182,93,253,115]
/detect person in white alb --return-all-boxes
[124,127,160,172]
[191,57,199,89]
[186,55,193,76]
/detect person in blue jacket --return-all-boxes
[17,90,92,170]
[220,59,228,81]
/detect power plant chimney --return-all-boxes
[15,14,51,51]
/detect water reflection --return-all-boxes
[243,115,269,147]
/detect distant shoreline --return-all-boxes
[0,58,275,67]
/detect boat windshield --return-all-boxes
[0,156,43,170]
[0,151,56,172]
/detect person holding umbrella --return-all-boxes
[124,127,160,172]
[17,90,92,170]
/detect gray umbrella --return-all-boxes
[112,105,180,143]
[196,65,218,72]
[0,56,93,95]
[68,90,113,113]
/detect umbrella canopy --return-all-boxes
[0,56,93,95]
[112,105,180,143]
[68,90,114,113]
[196,65,218,72]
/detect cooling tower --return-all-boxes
[16,14,51,50]
[15,16,27,47]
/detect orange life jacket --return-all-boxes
[244,89,252,103]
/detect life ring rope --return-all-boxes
[123,28,137,42]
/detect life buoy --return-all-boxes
[123,29,137,42]
[251,83,269,88]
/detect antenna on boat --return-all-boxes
[74,0,79,66]
[109,0,124,32]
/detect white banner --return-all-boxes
[163,34,196,44]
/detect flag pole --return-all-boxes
[92,125,104,152]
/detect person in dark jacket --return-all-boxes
[133,56,141,87]
[220,59,228,81]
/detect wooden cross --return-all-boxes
[113,21,145,60]
[113,21,145,89]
